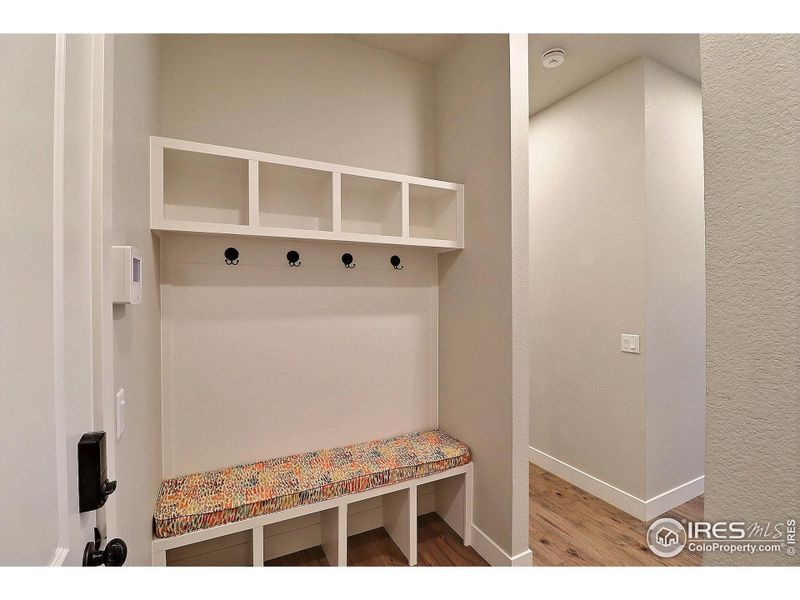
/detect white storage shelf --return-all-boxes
[151,137,464,250]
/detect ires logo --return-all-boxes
[686,521,747,539]
[648,518,798,558]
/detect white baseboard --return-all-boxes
[47,546,69,567]
[529,446,703,522]
[644,474,705,521]
[470,524,532,567]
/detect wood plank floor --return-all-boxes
[530,463,703,566]
[267,464,703,567]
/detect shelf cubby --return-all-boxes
[409,184,459,241]
[163,149,249,226]
[259,163,333,231]
[341,175,403,237]
[151,137,464,250]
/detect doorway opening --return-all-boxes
[527,34,706,566]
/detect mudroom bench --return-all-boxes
[151,430,473,566]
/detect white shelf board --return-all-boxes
[151,137,464,251]
[151,220,462,250]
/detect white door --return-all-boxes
[0,34,113,566]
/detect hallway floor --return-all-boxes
[267,463,704,566]
[530,463,703,566]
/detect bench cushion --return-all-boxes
[153,429,471,539]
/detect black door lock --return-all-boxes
[78,432,117,512]
[83,527,127,567]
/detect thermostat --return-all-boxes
[112,245,142,304]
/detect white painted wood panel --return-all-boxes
[166,486,436,566]
[150,137,464,250]
[156,464,472,566]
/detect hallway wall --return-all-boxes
[529,58,705,512]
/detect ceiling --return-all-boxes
[340,34,461,67]
[340,34,700,116]
[529,34,700,115]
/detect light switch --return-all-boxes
[621,334,640,354]
[115,388,126,439]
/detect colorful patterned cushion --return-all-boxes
[153,429,471,539]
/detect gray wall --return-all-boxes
[436,34,531,559]
[701,34,799,566]
[112,34,163,566]
[530,58,705,504]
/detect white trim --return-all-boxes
[529,446,704,521]
[89,33,117,536]
[469,524,532,567]
[645,475,705,521]
[47,546,69,567]
[529,446,646,519]
[51,32,71,560]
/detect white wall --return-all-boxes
[159,34,436,178]
[112,34,163,566]
[436,34,531,562]
[701,34,799,566]
[530,58,705,511]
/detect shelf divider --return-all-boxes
[248,160,259,227]
[401,182,410,238]
[332,171,342,233]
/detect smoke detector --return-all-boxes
[541,48,566,69]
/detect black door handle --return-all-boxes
[82,527,127,566]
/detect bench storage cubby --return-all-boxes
[152,430,473,566]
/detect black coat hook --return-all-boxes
[341,253,355,269]
[287,250,301,267]
[390,255,403,270]
[224,247,239,266]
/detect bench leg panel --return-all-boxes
[152,549,167,566]
[434,470,473,546]
[383,485,417,566]
[321,506,347,566]
[252,525,264,566]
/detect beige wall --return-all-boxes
[0,34,60,566]
[643,59,706,498]
[156,35,441,478]
[159,34,436,178]
[160,236,438,477]
[112,34,163,566]
[701,34,799,566]
[436,34,531,559]
[530,58,705,503]
[530,60,648,497]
